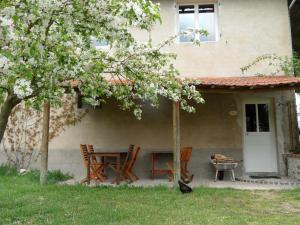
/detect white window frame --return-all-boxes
[245,103,271,134]
[95,44,110,51]
[176,2,219,43]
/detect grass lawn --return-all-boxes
[1,167,300,225]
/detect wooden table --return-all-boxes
[150,151,173,179]
[87,151,127,185]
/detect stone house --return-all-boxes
[3,0,300,182]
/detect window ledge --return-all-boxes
[176,40,219,45]
[95,46,110,51]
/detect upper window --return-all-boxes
[91,37,109,49]
[178,4,218,43]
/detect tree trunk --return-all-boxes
[40,102,50,185]
[0,95,20,144]
[173,101,181,187]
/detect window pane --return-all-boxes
[179,5,195,42]
[258,104,270,132]
[246,104,257,132]
[198,4,216,42]
[91,37,108,47]
[93,39,108,47]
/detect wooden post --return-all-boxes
[173,101,180,187]
[40,102,50,185]
[87,154,90,185]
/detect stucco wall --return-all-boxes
[50,93,242,151]
[46,93,243,180]
[134,0,292,77]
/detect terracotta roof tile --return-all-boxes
[70,76,300,90]
[194,76,300,89]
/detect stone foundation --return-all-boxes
[287,154,300,181]
[236,177,300,186]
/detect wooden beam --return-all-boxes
[40,102,50,185]
[290,0,297,10]
[172,101,180,187]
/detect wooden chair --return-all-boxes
[166,147,193,183]
[123,146,141,182]
[87,144,108,181]
[109,144,136,183]
[87,144,98,164]
[79,144,106,183]
[121,144,135,172]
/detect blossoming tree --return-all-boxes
[0,0,204,143]
[1,0,205,183]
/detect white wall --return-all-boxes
[134,0,292,77]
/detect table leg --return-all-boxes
[231,169,235,181]
[87,154,91,185]
[215,169,218,182]
[151,153,155,179]
[100,156,106,179]
[116,155,120,185]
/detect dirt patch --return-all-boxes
[252,191,277,200]
[281,202,300,213]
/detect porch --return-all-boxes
[48,76,300,184]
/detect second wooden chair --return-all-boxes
[166,146,193,183]
[110,145,141,183]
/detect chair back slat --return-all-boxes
[180,147,192,172]
[181,147,192,162]
[126,146,140,171]
[87,144,98,164]
[122,144,134,171]
[80,144,89,167]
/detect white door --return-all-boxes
[243,100,278,173]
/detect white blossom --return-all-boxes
[13,79,33,99]
[133,108,142,120]
[0,56,12,71]
[0,17,13,27]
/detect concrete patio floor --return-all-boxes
[60,177,300,190]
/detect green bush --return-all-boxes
[0,165,72,184]
[26,170,73,184]
[0,164,18,176]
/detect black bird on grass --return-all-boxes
[178,180,192,194]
